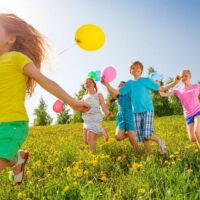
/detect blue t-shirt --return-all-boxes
[119,77,159,113]
[117,95,133,112]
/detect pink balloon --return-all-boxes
[102,66,117,82]
[53,100,63,113]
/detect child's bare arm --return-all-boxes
[159,91,175,97]
[98,93,111,116]
[159,75,181,92]
[23,63,90,112]
[101,79,120,98]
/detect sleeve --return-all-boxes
[119,81,131,95]
[16,52,33,72]
[146,78,160,91]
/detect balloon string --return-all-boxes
[57,43,77,56]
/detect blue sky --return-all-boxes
[0,0,199,124]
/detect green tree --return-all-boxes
[71,84,86,123]
[56,104,71,124]
[33,97,53,126]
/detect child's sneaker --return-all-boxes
[157,140,167,154]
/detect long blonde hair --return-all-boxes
[0,13,48,96]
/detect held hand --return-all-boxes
[159,91,165,97]
[174,75,181,84]
[155,80,161,85]
[101,78,109,87]
[72,101,91,112]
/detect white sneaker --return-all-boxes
[158,140,167,154]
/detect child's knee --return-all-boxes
[189,135,196,142]
[115,135,123,141]
[194,129,200,138]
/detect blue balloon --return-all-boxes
[95,70,101,81]
[149,72,162,81]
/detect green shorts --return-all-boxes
[0,121,29,161]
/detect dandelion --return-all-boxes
[63,186,70,193]
[169,154,175,159]
[33,160,41,168]
[17,192,23,199]
[131,162,143,170]
[138,188,146,194]
[186,168,193,174]
[73,181,78,187]
[88,160,98,166]
[100,175,108,182]
[75,170,83,178]
[174,151,179,155]
[195,149,199,153]
[64,167,72,174]
[164,160,169,165]
[84,170,89,176]
[87,180,93,185]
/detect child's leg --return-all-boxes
[186,123,196,142]
[103,128,109,142]
[194,116,200,147]
[143,140,151,153]
[142,111,167,153]
[87,131,98,154]
[115,129,127,141]
[83,129,88,144]
[0,158,16,173]
[127,131,139,150]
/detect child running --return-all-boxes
[160,69,200,147]
[111,81,139,150]
[82,78,112,153]
[102,61,179,153]
[0,13,90,186]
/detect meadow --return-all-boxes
[0,116,200,200]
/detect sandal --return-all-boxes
[11,151,29,185]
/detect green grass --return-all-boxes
[0,116,200,200]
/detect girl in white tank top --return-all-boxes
[82,78,112,153]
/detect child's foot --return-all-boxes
[12,150,29,186]
[157,140,167,154]
[103,128,109,142]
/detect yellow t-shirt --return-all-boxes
[0,51,32,122]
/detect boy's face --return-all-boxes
[130,64,142,77]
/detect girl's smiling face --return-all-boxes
[180,70,191,83]
[85,78,95,89]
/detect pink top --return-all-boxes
[174,84,200,118]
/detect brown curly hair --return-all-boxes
[0,13,48,96]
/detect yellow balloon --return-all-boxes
[75,24,105,51]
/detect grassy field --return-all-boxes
[0,116,200,200]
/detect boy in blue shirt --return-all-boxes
[102,61,179,153]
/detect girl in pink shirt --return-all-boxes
[160,70,200,148]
